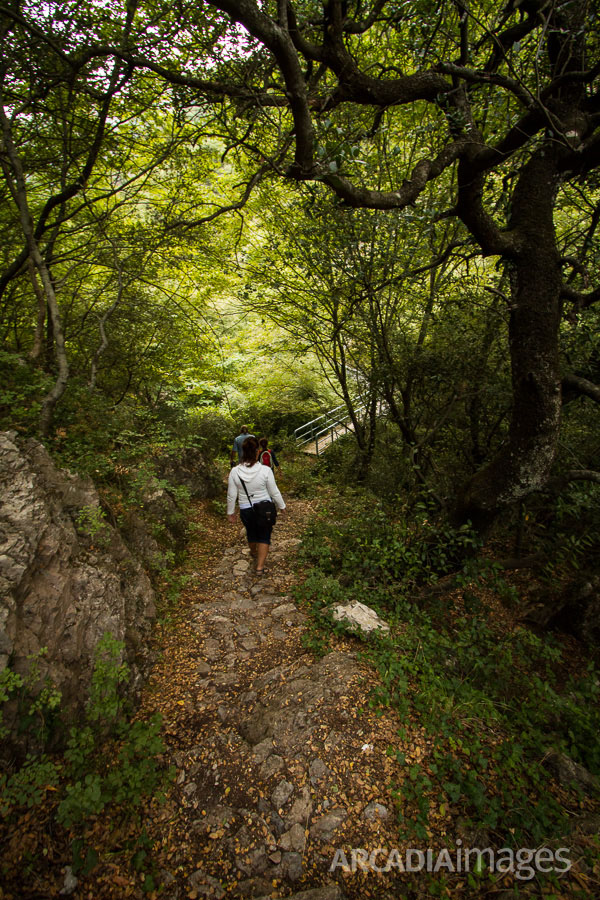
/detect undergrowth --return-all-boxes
[0,634,170,889]
[294,490,600,893]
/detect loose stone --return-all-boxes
[260,754,285,779]
[271,779,295,809]
[362,800,389,820]
[309,808,348,842]
[309,758,329,783]
[279,822,306,853]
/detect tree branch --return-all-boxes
[165,165,270,230]
[206,0,316,172]
[286,0,324,60]
[0,89,69,434]
[546,470,600,490]
[561,284,600,309]
[0,4,75,67]
[560,131,600,175]
[80,49,289,106]
[343,0,387,34]
[437,62,535,109]
[318,138,469,209]
[562,373,600,405]
[456,158,516,257]
[481,2,550,74]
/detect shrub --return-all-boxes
[57,633,168,829]
[295,494,600,855]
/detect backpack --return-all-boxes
[259,449,273,468]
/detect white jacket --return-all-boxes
[227,463,286,515]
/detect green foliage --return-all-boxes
[49,384,198,482]
[0,755,60,815]
[0,667,24,739]
[57,633,168,830]
[371,610,598,843]
[84,633,129,728]
[188,412,235,456]
[1,633,169,889]
[298,492,481,592]
[70,839,100,877]
[0,648,62,750]
[76,504,112,549]
[296,496,600,853]
[57,710,165,830]
[0,650,62,817]
[128,465,190,516]
[37,386,203,578]
[522,483,600,583]
[0,352,53,434]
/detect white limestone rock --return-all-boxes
[332,600,389,634]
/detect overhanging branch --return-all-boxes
[561,284,600,309]
[317,139,468,210]
[562,373,600,405]
[437,62,535,109]
[165,165,270,230]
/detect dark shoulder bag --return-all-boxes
[239,477,278,527]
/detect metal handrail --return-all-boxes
[294,403,349,444]
[313,407,364,438]
[295,402,366,454]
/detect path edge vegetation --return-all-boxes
[291,469,600,897]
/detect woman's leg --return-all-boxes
[256,542,269,572]
[240,510,258,558]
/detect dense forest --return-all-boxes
[1,0,600,898]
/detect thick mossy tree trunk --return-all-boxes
[454,150,563,532]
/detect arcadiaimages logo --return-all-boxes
[330,842,571,880]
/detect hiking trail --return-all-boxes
[124,493,417,900]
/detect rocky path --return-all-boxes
[133,495,414,900]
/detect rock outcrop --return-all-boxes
[0,431,156,728]
[118,447,221,572]
[155,446,221,500]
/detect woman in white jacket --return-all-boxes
[227,436,286,574]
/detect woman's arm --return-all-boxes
[227,470,239,516]
[265,467,286,510]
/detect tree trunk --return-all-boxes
[454,150,563,532]
[27,257,46,364]
[89,241,125,390]
[35,250,70,436]
[0,97,69,434]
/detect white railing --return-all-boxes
[295,403,365,455]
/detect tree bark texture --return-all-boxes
[454,150,564,530]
